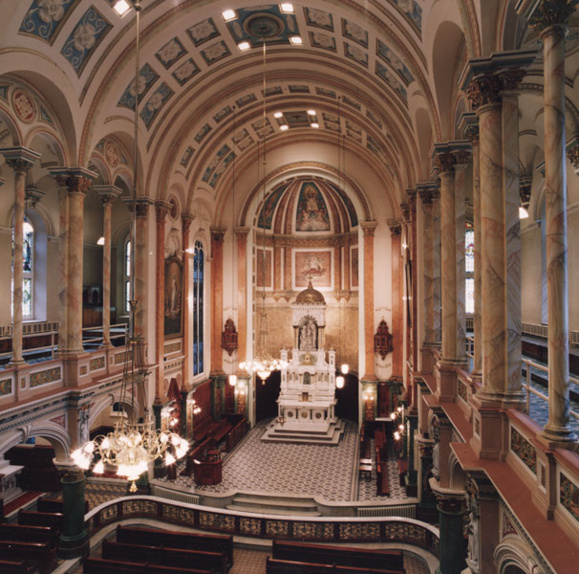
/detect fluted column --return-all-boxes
[50,168,96,354]
[155,201,169,401]
[1,148,40,364]
[361,221,378,382]
[211,229,225,376]
[235,228,250,371]
[182,213,194,389]
[388,221,403,379]
[462,114,483,382]
[95,186,121,348]
[531,1,577,443]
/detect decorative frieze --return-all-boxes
[510,426,537,474]
[30,366,61,388]
[560,472,579,522]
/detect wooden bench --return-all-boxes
[103,540,225,574]
[224,416,248,452]
[18,510,63,531]
[37,496,90,514]
[117,524,234,566]
[0,560,34,573]
[375,447,390,496]
[266,557,406,574]
[272,540,405,572]
[0,540,56,574]
[83,557,211,574]
[0,523,57,546]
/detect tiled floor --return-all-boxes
[159,419,409,502]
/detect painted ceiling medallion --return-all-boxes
[245,13,283,38]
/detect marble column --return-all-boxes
[95,186,121,348]
[461,114,483,383]
[211,229,225,376]
[432,192,442,347]
[1,148,40,364]
[361,221,378,382]
[388,221,403,379]
[530,1,577,442]
[181,213,194,389]
[432,489,467,574]
[155,201,169,401]
[55,464,89,559]
[235,228,250,372]
[50,168,96,354]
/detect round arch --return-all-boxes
[0,420,71,462]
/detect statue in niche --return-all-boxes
[300,318,317,350]
[465,482,480,571]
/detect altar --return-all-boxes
[262,281,345,445]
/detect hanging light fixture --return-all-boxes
[336,97,349,380]
[238,39,285,383]
[72,0,189,492]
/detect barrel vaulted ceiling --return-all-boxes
[1,0,556,224]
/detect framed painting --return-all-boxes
[164,255,183,337]
[294,249,332,289]
[256,248,273,288]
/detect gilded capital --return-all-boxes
[530,0,578,33]
[467,75,502,109]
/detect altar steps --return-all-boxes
[226,493,321,517]
[261,418,346,445]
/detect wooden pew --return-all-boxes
[116,524,234,566]
[37,496,90,514]
[18,510,63,531]
[375,447,390,496]
[266,557,406,574]
[83,557,211,574]
[0,523,57,546]
[0,540,56,574]
[102,540,226,574]
[0,560,34,574]
[272,540,405,572]
[224,416,248,452]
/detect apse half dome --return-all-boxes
[257,178,358,235]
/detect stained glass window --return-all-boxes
[193,240,204,376]
[124,239,131,313]
[12,220,34,319]
[465,222,474,316]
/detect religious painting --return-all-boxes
[351,246,359,288]
[295,181,331,232]
[256,248,273,288]
[294,250,332,289]
[164,256,183,337]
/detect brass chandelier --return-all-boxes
[72,0,189,491]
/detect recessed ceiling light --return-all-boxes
[238,41,250,51]
[274,111,283,118]
[280,124,289,131]
[222,9,236,22]
[113,0,131,16]
[290,36,303,45]
[307,109,316,116]
[311,122,319,128]
[280,3,294,13]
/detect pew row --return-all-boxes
[0,540,56,574]
[102,540,227,574]
[116,524,234,566]
[266,557,406,574]
[272,540,404,572]
[0,523,57,546]
[83,557,211,574]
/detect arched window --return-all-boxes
[193,240,204,376]
[124,238,131,313]
[465,221,474,315]
[11,218,35,319]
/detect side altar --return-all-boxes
[262,281,345,445]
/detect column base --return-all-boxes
[58,531,89,560]
[469,395,509,460]
[436,360,460,402]
[420,346,436,374]
[539,426,579,451]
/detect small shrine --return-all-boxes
[262,281,345,445]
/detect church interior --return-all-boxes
[1,0,579,573]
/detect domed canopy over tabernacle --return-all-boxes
[295,280,326,306]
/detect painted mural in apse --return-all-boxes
[296,182,330,232]
[295,250,332,288]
